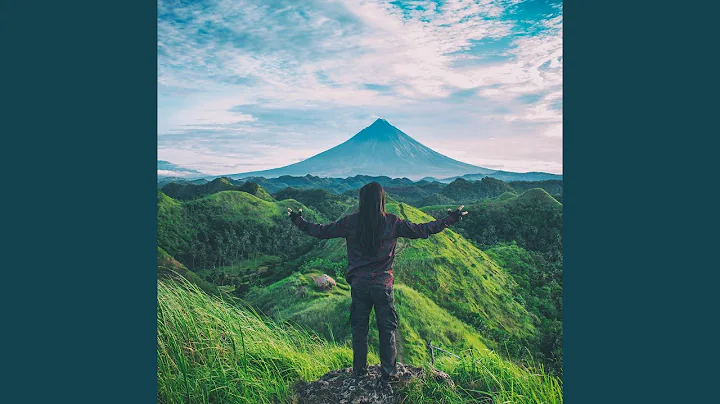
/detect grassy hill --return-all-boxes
[424,190,563,374]
[245,267,492,365]
[381,177,561,208]
[193,174,419,195]
[424,188,563,256]
[158,187,324,272]
[158,278,357,403]
[440,177,516,203]
[506,180,563,200]
[289,199,537,355]
[272,187,356,220]
[157,247,219,296]
[158,277,562,403]
[159,175,561,204]
[162,178,274,202]
[157,185,562,377]
[486,242,563,375]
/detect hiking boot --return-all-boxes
[381,374,400,384]
[376,377,394,394]
[352,370,368,378]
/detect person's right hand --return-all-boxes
[447,205,469,222]
[288,207,303,222]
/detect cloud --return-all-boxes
[158,0,563,174]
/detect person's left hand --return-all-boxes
[447,205,469,221]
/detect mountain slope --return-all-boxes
[245,270,491,365]
[157,188,324,275]
[299,198,537,347]
[228,119,494,180]
[441,177,516,203]
[158,278,562,404]
[157,247,219,295]
[272,187,356,220]
[158,278,357,403]
[453,188,563,255]
[162,178,274,201]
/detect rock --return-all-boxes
[293,363,453,404]
[314,274,337,291]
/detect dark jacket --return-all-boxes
[291,212,459,286]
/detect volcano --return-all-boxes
[228,119,505,180]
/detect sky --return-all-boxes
[158,0,562,176]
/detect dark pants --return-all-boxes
[350,282,398,379]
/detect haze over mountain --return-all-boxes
[227,119,554,181]
[158,160,205,178]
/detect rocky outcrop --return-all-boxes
[314,274,337,291]
[293,363,453,404]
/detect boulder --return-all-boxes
[314,274,337,291]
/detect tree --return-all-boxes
[240,231,250,261]
[254,233,262,265]
[215,233,225,268]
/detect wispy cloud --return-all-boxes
[158,0,563,175]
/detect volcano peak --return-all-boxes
[370,117,390,126]
[226,118,499,180]
[350,118,405,142]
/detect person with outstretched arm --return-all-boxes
[287,181,467,386]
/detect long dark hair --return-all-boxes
[357,182,386,254]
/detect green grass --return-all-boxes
[158,188,563,401]
[402,355,562,404]
[197,192,321,226]
[158,189,325,236]
[158,276,562,404]
[308,199,537,350]
[245,268,493,366]
[246,270,355,342]
[394,284,489,363]
[157,278,357,403]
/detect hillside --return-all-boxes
[423,190,563,373]
[161,173,420,194]
[158,278,357,403]
[162,177,273,201]
[271,187,355,220]
[505,179,563,199]
[159,188,540,358]
[464,188,562,255]
[486,243,563,374]
[441,177,516,203]
[158,183,563,377]
[158,278,562,404]
[157,247,218,295]
[290,199,537,352]
[157,187,323,277]
[159,174,562,209]
[245,269,492,365]
[423,188,562,254]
